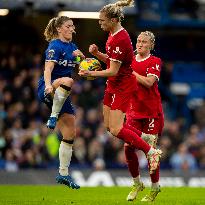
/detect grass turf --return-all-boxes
[0,186,204,205]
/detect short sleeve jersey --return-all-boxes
[45,39,78,80]
[127,55,163,119]
[105,28,136,93]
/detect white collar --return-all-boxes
[111,27,124,36]
[135,54,151,62]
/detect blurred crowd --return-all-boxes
[0,45,205,173]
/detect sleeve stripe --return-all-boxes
[109,58,122,63]
[45,60,58,63]
[147,73,159,81]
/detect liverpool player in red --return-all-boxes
[79,1,162,174]
[125,31,164,202]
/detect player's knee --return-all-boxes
[109,126,121,136]
[61,77,74,87]
[62,133,75,141]
[68,129,76,139]
[60,127,76,140]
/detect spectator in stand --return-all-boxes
[170,143,198,173]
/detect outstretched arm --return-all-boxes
[79,60,121,77]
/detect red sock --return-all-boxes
[117,127,150,154]
[124,143,139,178]
[124,123,142,136]
[150,166,160,183]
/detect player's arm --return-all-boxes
[89,44,108,63]
[44,61,55,94]
[73,49,85,60]
[79,60,121,77]
[134,58,161,88]
[91,60,120,77]
[72,49,85,70]
[133,71,157,88]
[94,51,108,63]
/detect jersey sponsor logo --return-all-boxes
[48,49,55,59]
[113,47,122,54]
[59,59,76,67]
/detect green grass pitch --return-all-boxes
[0,186,204,205]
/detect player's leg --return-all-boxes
[125,121,159,144]
[55,99,80,189]
[102,90,114,134]
[141,166,161,202]
[103,105,111,131]
[47,77,73,129]
[107,92,162,173]
[124,143,145,201]
[124,119,145,201]
[103,93,145,192]
[141,116,164,202]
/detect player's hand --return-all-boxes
[45,85,53,94]
[73,49,85,59]
[89,44,99,55]
[78,69,90,77]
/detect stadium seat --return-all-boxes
[171,63,205,83]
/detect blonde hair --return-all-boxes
[44,16,71,42]
[100,0,134,21]
[140,31,155,50]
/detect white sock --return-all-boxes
[51,86,70,118]
[59,141,73,176]
[133,175,141,185]
[152,182,160,189]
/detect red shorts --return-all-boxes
[126,113,164,136]
[103,90,133,113]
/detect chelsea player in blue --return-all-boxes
[38,16,84,189]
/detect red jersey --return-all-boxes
[105,28,136,93]
[127,55,163,119]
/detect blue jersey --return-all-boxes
[45,39,78,80]
[37,39,79,115]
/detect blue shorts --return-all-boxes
[37,78,75,115]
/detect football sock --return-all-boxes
[151,182,160,189]
[117,127,150,154]
[124,123,142,136]
[50,85,71,118]
[133,175,141,185]
[59,141,73,176]
[150,166,160,184]
[124,143,140,177]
